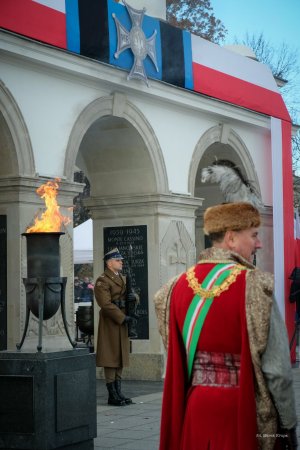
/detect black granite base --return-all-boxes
[0,348,96,450]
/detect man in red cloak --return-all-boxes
[155,202,298,450]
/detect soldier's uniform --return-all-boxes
[95,268,129,368]
[94,248,132,406]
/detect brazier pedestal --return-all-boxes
[0,348,96,450]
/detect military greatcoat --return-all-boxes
[94,268,129,368]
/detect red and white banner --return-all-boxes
[0,0,66,48]
[271,118,295,348]
[191,34,290,122]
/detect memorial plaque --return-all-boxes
[0,215,7,350]
[103,225,148,339]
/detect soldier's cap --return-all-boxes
[204,202,261,235]
[103,247,124,261]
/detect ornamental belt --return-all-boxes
[191,350,241,388]
[182,263,246,380]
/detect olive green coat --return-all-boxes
[94,268,129,368]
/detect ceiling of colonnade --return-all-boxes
[194,142,248,209]
[75,116,157,197]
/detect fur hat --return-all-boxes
[204,202,261,235]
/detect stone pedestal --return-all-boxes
[0,348,96,450]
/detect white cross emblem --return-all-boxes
[112,1,159,86]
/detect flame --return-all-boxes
[26,178,71,233]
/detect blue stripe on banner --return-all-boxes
[143,15,162,80]
[182,30,193,90]
[107,0,162,81]
[65,0,80,54]
[108,1,132,68]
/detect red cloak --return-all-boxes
[159,263,258,450]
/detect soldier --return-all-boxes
[94,248,136,406]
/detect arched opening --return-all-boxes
[68,95,167,351]
[0,81,35,176]
[65,93,168,194]
[77,115,157,197]
[0,82,36,350]
[69,95,165,275]
[189,125,261,258]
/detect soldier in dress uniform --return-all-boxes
[94,248,136,406]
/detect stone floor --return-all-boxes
[94,369,300,450]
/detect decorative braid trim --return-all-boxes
[186,264,245,299]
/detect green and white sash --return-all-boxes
[182,263,241,380]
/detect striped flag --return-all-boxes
[271,118,295,341]
[65,0,192,88]
[191,34,290,122]
[0,0,67,48]
[0,0,290,123]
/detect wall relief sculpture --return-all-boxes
[160,221,196,285]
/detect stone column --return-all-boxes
[87,193,203,380]
[0,176,83,351]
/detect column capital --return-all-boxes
[86,193,203,220]
[0,176,83,206]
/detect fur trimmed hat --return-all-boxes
[204,202,261,235]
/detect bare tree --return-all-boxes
[293,133,300,171]
[166,0,227,43]
[236,33,298,79]
[233,32,300,203]
[233,33,300,121]
[293,133,300,209]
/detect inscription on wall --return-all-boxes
[0,216,7,350]
[103,225,149,339]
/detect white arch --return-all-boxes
[0,80,35,176]
[64,93,169,193]
[188,124,261,197]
